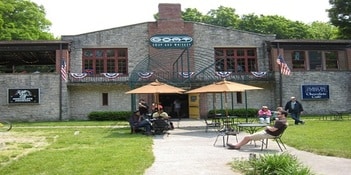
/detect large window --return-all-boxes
[292,51,305,69]
[325,51,338,70]
[291,50,339,70]
[82,48,127,75]
[215,48,257,73]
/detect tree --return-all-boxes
[328,0,351,39]
[307,21,339,39]
[0,0,55,40]
[238,14,310,39]
[182,8,204,23]
[204,6,240,28]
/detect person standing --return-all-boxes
[138,99,149,118]
[173,99,181,120]
[284,96,304,125]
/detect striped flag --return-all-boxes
[276,54,291,76]
[61,60,67,82]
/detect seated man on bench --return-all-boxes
[129,110,152,135]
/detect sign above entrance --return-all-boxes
[149,34,193,49]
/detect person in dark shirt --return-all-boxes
[138,99,149,118]
[227,110,288,150]
[129,110,152,135]
[285,96,304,125]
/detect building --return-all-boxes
[0,3,350,121]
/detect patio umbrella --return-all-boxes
[126,79,186,110]
[186,79,262,119]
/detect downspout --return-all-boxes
[59,43,63,121]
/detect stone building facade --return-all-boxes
[0,3,350,121]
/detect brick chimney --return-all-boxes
[157,3,184,31]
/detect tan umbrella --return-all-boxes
[126,79,185,94]
[186,79,262,117]
[186,79,262,93]
[126,79,185,110]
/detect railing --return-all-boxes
[68,71,275,85]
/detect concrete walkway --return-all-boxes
[144,119,351,175]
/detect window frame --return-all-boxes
[214,48,257,73]
[82,48,128,75]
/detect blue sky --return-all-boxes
[31,0,331,37]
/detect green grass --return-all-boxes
[283,117,351,158]
[0,117,350,174]
[0,122,153,175]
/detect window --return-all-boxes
[325,51,338,70]
[292,51,305,69]
[236,92,242,104]
[308,51,322,70]
[215,48,257,73]
[291,50,340,71]
[82,48,128,75]
[102,93,108,106]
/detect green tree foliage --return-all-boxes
[0,0,55,40]
[238,14,310,39]
[204,6,240,28]
[182,8,205,23]
[307,21,339,39]
[328,0,351,39]
[181,6,338,40]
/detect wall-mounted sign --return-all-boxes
[301,85,329,100]
[8,89,40,104]
[149,34,193,49]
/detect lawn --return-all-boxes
[0,117,350,174]
[0,122,153,175]
[283,117,351,158]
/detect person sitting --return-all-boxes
[258,106,272,124]
[128,110,152,135]
[152,107,174,130]
[227,110,288,150]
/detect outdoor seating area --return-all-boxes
[319,110,351,120]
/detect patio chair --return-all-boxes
[152,118,170,135]
[260,128,287,151]
[213,127,239,147]
[204,114,221,132]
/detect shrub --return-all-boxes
[231,153,313,175]
[88,111,133,121]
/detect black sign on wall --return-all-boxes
[8,89,40,104]
[301,85,329,100]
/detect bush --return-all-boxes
[231,153,313,175]
[88,111,133,121]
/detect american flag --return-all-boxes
[61,60,67,82]
[276,54,291,76]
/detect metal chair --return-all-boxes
[204,114,221,132]
[261,131,287,151]
[213,128,239,147]
[213,117,239,147]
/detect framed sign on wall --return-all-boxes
[8,89,40,104]
[301,85,329,100]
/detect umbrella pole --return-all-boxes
[225,92,228,117]
[245,90,248,123]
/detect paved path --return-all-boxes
[144,119,351,175]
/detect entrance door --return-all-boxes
[188,94,200,119]
[159,94,188,119]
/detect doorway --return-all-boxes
[159,94,189,119]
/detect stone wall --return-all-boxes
[0,74,63,121]
[279,71,351,114]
